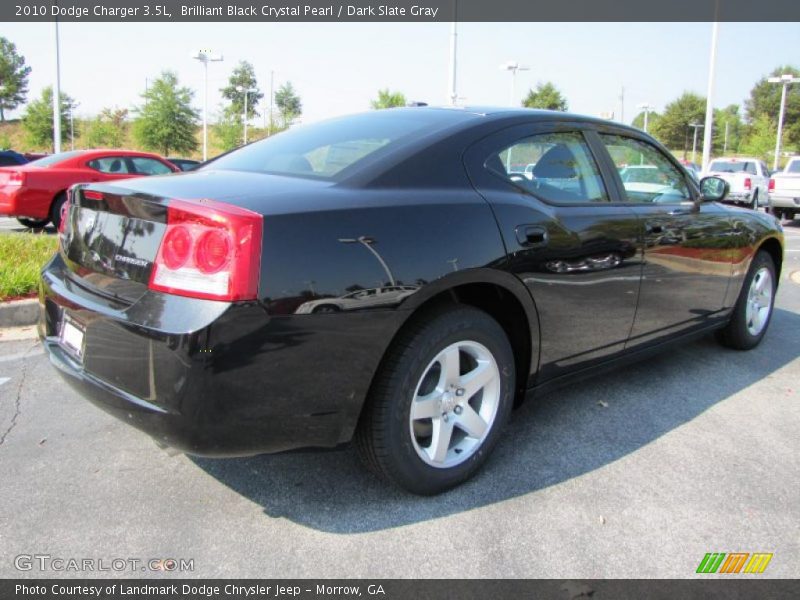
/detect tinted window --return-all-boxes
[709,160,750,173]
[206,110,471,180]
[28,150,84,167]
[787,161,800,174]
[600,134,690,203]
[486,131,608,204]
[130,157,173,175]
[87,157,130,174]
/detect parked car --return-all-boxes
[703,157,770,209]
[768,156,800,221]
[678,159,701,182]
[39,108,783,495]
[23,152,48,161]
[294,285,419,313]
[0,149,179,229]
[167,158,202,171]
[0,150,29,167]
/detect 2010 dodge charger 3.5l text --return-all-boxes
[39,108,783,494]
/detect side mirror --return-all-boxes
[698,176,729,202]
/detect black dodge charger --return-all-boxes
[39,108,783,495]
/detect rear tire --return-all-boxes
[716,250,776,350]
[355,305,515,495]
[50,192,67,231]
[16,217,49,229]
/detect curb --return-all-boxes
[0,298,39,328]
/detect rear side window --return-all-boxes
[130,157,173,175]
[206,110,471,180]
[87,157,130,174]
[600,134,691,204]
[485,131,608,204]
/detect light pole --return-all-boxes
[500,61,529,107]
[192,49,224,161]
[338,236,396,286]
[767,73,800,171]
[689,122,704,164]
[637,103,654,132]
[236,86,256,145]
[53,18,62,153]
[448,18,458,105]
[69,103,78,150]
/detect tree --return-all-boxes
[712,104,744,155]
[744,65,800,149]
[21,86,76,151]
[522,82,568,111]
[371,89,406,109]
[220,61,263,120]
[83,107,128,148]
[650,92,705,156]
[274,82,302,127]
[631,110,661,133]
[0,37,31,121]
[132,71,198,156]
[213,107,242,152]
[741,114,776,161]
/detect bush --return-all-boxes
[0,233,58,300]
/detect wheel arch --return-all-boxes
[758,236,783,280]
[367,269,541,414]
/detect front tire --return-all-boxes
[355,305,515,495]
[16,217,49,229]
[717,250,776,350]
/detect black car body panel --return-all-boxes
[39,107,784,457]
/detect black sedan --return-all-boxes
[39,108,783,495]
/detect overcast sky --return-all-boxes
[2,21,799,125]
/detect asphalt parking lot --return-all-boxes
[0,219,798,579]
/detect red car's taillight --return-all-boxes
[149,199,263,302]
[6,171,25,186]
[744,177,752,190]
[769,178,775,191]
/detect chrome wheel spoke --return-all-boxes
[411,391,442,420]
[455,404,488,439]
[458,360,494,400]
[429,418,454,463]
[745,267,773,336]
[440,345,461,385]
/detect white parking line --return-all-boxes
[0,377,9,387]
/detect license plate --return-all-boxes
[59,316,85,359]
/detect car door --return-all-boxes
[464,122,642,382]
[592,131,733,348]
[128,156,176,176]
[84,156,138,182]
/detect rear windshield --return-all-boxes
[28,150,85,167]
[787,161,800,174]
[709,160,750,173]
[205,110,471,180]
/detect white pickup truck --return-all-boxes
[703,157,770,209]
[769,156,800,220]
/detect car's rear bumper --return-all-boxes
[39,253,402,457]
[0,186,22,216]
[768,194,800,209]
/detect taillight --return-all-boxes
[769,178,775,191]
[744,177,752,190]
[149,199,263,302]
[7,171,25,186]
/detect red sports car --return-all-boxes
[0,149,179,229]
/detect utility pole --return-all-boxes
[701,21,719,172]
[53,17,62,153]
[637,103,653,132]
[448,2,458,105]
[767,73,800,171]
[689,122,703,164]
[500,61,529,107]
[192,49,224,161]
[268,70,274,135]
[723,121,729,154]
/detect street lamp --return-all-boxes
[767,73,800,171]
[637,103,654,132]
[689,122,704,164]
[192,49,224,161]
[338,236,396,286]
[236,85,256,145]
[499,61,530,107]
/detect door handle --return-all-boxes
[515,225,548,248]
